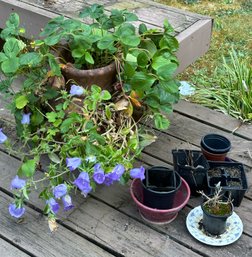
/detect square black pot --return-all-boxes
[207,161,248,206]
[172,149,209,195]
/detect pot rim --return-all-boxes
[201,134,231,154]
[130,177,190,213]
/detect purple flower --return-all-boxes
[110,164,125,181]
[74,172,92,196]
[93,163,105,184]
[47,198,60,214]
[66,157,82,171]
[10,175,26,190]
[62,195,74,211]
[130,166,145,181]
[81,184,92,197]
[21,113,31,125]
[53,184,67,199]
[9,203,25,218]
[0,128,7,143]
[103,173,114,186]
[70,84,84,96]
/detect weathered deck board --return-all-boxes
[0,238,30,257]
[174,100,252,140]
[0,151,203,257]
[0,0,212,72]
[0,146,251,256]
[0,192,114,257]
[93,183,252,257]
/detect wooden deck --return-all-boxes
[0,95,252,257]
[0,1,252,256]
[0,0,212,73]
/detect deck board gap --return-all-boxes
[0,233,37,257]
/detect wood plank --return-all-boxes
[174,100,252,140]
[0,151,203,257]
[0,238,30,257]
[0,191,114,257]
[1,148,251,257]
[91,182,252,257]
[167,112,252,167]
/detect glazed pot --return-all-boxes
[201,200,233,235]
[130,178,190,224]
[142,167,182,209]
[201,134,231,161]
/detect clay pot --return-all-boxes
[201,134,231,161]
[61,61,117,91]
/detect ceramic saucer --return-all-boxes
[186,206,243,246]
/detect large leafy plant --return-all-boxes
[0,4,180,230]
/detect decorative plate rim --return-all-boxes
[186,206,243,246]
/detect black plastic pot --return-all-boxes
[201,134,231,161]
[142,167,182,209]
[172,150,209,195]
[201,200,233,235]
[207,161,248,206]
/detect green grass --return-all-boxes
[156,0,252,122]
[190,49,252,121]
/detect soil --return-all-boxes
[203,202,232,216]
[208,166,241,178]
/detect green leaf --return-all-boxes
[44,34,62,46]
[105,106,112,119]
[20,159,36,178]
[46,112,57,122]
[101,90,111,100]
[71,48,86,58]
[97,34,115,49]
[123,62,136,79]
[1,57,19,74]
[130,72,156,91]
[3,37,25,57]
[154,114,170,130]
[7,13,20,28]
[121,35,140,47]
[156,63,178,80]
[22,187,30,200]
[31,110,44,126]
[139,39,157,58]
[139,23,148,34]
[19,52,43,66]
[137,52,150,67]
[53,119,62,127]
[48,153,61,164]
[160,35,179,52]
[0,53,7,63]
[85,52,94,64]
[60,118,73,133]
[44,87,59,100]
[47,53,61,76]
[152,55,171,71]
[15,95,29,109]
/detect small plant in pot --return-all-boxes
[0,5,180,231]
[172,149,209,195]
[199,182,233,236]
[38,4,180,130]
